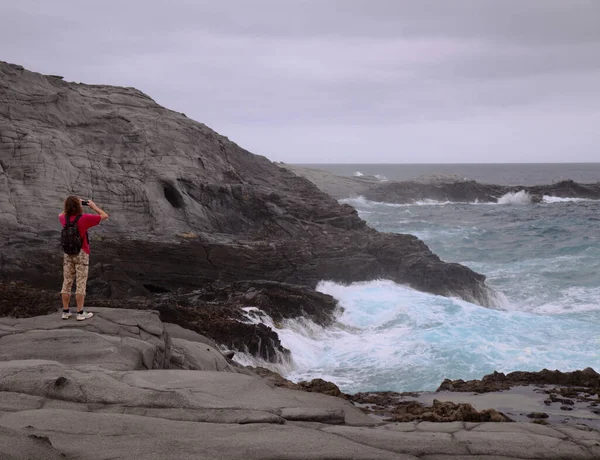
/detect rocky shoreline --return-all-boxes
[3,62,600,458]
[1,308,600,459]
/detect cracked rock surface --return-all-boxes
[1,309,600,459]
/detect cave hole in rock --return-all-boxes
[163,182,184,208]
[143,284,172,294]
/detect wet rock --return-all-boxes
[437,368,600,393]
[419,401,512,423]
[527,412,549,419]
[350,393,512,423]
[531,194,543,203]
[247,368,346,400]
[532,419,550,425]
[298,378,343,397]
[248,367,302,390]
[0,281,331,362]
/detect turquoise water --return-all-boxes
[274,191,600,392]
[237,165,600,392]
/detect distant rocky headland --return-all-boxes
[282,164,600,203]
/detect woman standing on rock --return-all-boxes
[59,196,109,320]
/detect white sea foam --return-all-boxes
[531,286,600,314]
[340,196,409,208]
[542,195,591,203]
[496,190,531,204]
[233,280,600,393]
[342,195,522,208]
[232,307,295,373]
[353,171,364,177]
[374,174,388,182]
[341,193,595,210]
[340,196,456,208]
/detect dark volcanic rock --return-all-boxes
[0,281,59,318]
[365,178,506,204]
[350,393,512,423]
[298,378,343,397]
[437,367,600,393]
[527,412,549,419]
[250,368,345,398]
[0,61,493,307]
[364,178,600,204]
[86,282,336,362]
[0,280,338,362]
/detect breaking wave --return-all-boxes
[341,195,594,208]
[233,280,600,393]
[235,187,600,393]
[542,196,591,203]
[496,190,531,204]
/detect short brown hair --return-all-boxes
[64,195,83,217]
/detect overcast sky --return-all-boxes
[1,0,599,163]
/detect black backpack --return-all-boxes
[61,214,83,255]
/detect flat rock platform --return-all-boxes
[1,308,599,459]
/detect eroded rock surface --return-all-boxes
[0,61,491,309]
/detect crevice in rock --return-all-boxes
[202,245,218,270]
[143,284,171,294]
[163,182,184,208]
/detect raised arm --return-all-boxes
[87,200,109,221]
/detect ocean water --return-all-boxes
[235,164,600,393]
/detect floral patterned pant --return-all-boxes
[61,251,89,296]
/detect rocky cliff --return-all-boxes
[0,61,495,359]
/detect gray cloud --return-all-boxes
[1,0,599,163]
